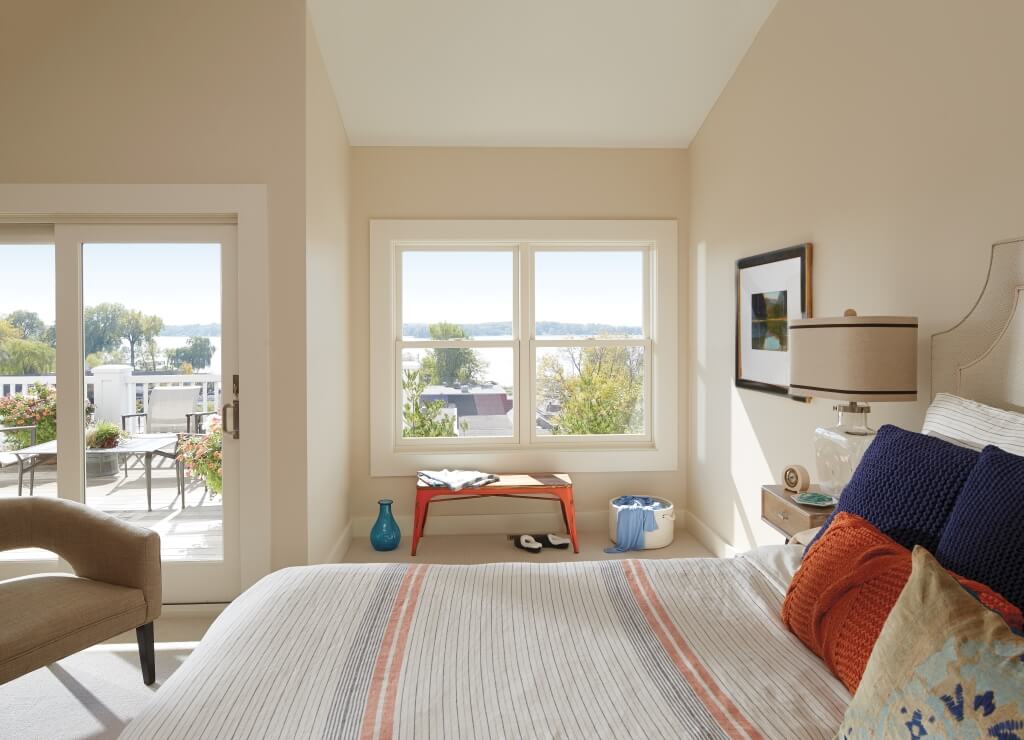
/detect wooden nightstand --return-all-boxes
[761,484,835,542]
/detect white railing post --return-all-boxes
[90,364,135,427]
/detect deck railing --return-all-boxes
[0,367,221,424]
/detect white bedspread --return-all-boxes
[122,553,847,739]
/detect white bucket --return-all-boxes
[608,496,676,550]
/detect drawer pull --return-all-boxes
[776,511,789,521]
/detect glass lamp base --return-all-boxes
[813,407,875,496]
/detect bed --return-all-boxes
[122,548,848,739]
[123,237,1024,740]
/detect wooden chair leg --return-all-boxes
[136,622,156,685]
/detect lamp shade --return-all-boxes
[789,314,918,402]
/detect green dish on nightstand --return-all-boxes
[793,492,838,508]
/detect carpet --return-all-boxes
[0,640,196,740]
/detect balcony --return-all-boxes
[0,368,223,563]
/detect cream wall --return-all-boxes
[687,0,1024,553]
[349,147,688,534]
[0,0,311,568]
[305,17,353,563]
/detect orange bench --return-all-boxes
[412,473,579,555]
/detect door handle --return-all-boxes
[221,400,239,439]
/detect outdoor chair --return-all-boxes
[0,424,38,496]
[121,386,207,434]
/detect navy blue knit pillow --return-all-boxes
[806,424,978,552]
[936,445,1024,611]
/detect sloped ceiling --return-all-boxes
[309,0,776,148]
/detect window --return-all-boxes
[370,220,677,474]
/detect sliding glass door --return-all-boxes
[0,223,240,602]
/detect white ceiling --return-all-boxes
[308,0,776,148]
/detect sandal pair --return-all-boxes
[509,534,571,553]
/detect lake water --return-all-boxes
[155,336,221,374]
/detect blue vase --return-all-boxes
[370,499,401,551]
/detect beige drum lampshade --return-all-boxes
[789,313,918,401]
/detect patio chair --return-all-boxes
[0,424,38,496]
[121,386,203,434]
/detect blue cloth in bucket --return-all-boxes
[605,496,663,553]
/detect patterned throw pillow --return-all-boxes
[936,445,1024,612]
[783,513,1022,693]
[805,425,978,553]
[837,546,1024,739]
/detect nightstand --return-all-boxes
[761,484,835,542]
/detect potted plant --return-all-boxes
[177,415,223,495]
[85,421,127,477]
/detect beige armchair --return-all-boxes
[0,497,162,685]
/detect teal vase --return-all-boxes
[370,499,401,551]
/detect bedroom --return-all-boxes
[1,0,1022,737]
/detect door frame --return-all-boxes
[0,185,271,598]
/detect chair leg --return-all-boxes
[136,622,156,685]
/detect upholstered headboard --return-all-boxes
[932,237,1024,413]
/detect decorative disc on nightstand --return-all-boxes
[793,492,838,507]
[782,464,811,492]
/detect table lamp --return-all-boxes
[789,309,918,495]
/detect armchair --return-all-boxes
[0,498,162,685]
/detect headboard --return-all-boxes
[931,237,1024,413]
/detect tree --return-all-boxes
[122,310,164,368]
[167,336,215,371]
[0,319,55,374]
[84,303,128,356]
[418,322,486,386]
[537,345,643,435]
[4,310,47,341]
[401,369,454,437]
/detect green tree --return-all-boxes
[4,310,47,341]
[538,345,643,435]
[167,336,215,370]
[418,322,486,386]
[0,319,55,374]
[84,303,128,355]
[123,310,164,369]
[401,369,454,437]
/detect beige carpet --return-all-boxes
[0,617,212,740]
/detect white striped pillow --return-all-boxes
[922,393,1024,457]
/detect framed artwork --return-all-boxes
[735,243,812,398]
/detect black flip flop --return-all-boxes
[531,534,571,549]
[509,534,543,553]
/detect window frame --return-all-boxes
[370,220,678,476]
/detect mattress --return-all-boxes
[122,548,847,739]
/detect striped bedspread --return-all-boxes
[122,556,849,739]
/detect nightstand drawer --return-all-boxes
[761,485,834,539]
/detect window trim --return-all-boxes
[370,219,678,476]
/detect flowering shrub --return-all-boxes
[0,383,56,448]
[178,415,223,494]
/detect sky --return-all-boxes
[0,243,221,326]
[401,249,643,329]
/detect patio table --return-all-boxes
[12,433,184,512]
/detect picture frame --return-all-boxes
[735,243,812,399]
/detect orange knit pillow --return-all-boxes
[781,512,1022,693]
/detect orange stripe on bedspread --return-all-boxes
[359,564,430,740]
[622,560,763,740]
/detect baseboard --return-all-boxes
[326,521,353,563]
[159,602,228,617]
[684,511,740,558]
[353,510,611,538]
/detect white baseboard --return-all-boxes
[684,511,740,558]
[352,510,618,538]
[159,602,228,617]
[326,521,353,563]
[352,509,689,538]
